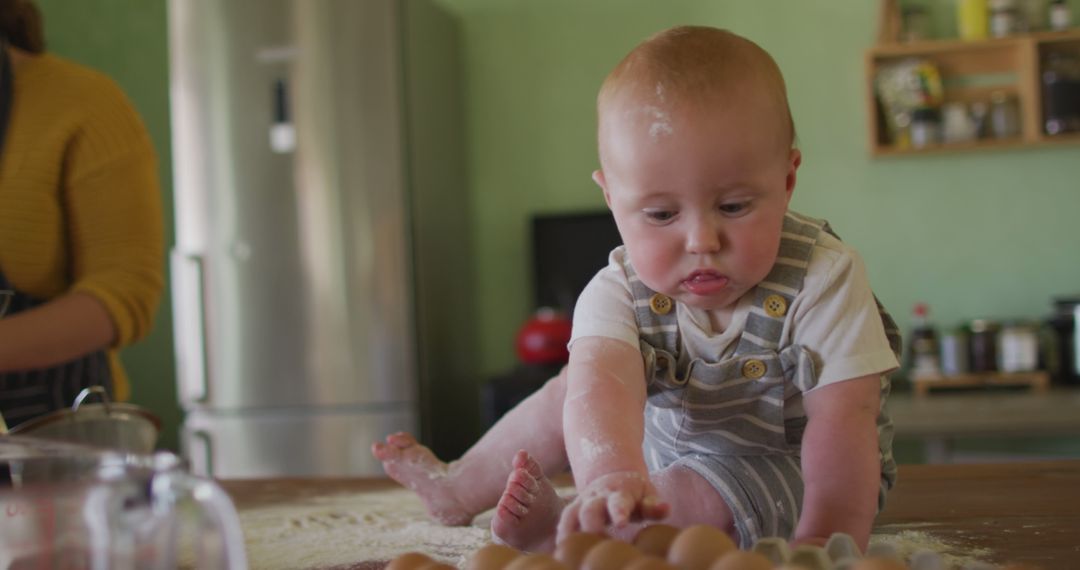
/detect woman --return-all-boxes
[0,0,163,428]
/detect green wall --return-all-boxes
[36,0,181,451]
[34,0,1080,456]
[438,0,1080,380]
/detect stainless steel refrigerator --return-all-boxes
[168,0,477,478]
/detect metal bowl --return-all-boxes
[8,386,161,454]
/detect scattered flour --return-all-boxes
[239,488,492,570]
[870,527,994,569]
[238,488,995,570]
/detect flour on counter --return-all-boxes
[870,527,993,569]
[240,488,492,570]
[241,488,996,570]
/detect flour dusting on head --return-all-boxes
[641,105,674,139]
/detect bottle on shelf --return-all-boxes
[958,0,990,40]
[908,303,942,379]
[1050,0,1072,31]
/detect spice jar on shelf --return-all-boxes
[1050,0,1072,30]
[969,319,1001,373]
[902,4,933,41]
[942,102,978,143]
[910,106,942,148]
[941,327,971,376]
[998,321,1040,373]
[990,91,1021,139]
[908,303,942,378]
[989,0,1021,36]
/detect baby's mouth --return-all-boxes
[682,270,729,295]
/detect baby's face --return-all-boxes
[597,95,798,311]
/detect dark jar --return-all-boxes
[969,319,1001,373]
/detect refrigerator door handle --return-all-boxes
[172,251,210,404]
[187,429,214,477]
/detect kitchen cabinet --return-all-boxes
[865,29,1080,156]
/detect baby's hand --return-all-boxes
[556,471,670,541]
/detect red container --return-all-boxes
[515,308,573,365]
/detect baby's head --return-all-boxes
[593,26,800,311]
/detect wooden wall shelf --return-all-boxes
[866,29,1080,157]
[910,370,1050,397]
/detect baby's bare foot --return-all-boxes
[371,432,473,525]
[490,450,565,553]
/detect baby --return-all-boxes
[373,25,900,554]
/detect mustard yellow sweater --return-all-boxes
[0,53,164,401]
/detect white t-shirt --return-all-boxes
[569,232,899,416]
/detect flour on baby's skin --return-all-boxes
[579,437,615,461]
[643,105,674,139]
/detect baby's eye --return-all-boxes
[644,209,676,223]
[719,202,748,215]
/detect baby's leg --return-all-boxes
[490,450,567,553]
[649,456,803,548]
[648,465,736,532]
[372,369,570,525]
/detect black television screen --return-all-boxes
[531,211,623,315]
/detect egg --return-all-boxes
[624,555,677,570]
[386,552,435,570]
[708,550,773,570]
[580,539,642,570]
[504,553,570,570]
[419,563,457,570]
[848,557,908,570]
[554,532,608,570]
[466,543,522,570]
[633,524,681,558]
[665,525,736,570]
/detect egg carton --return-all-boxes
[396,529,1034,570]
[751,533,996,570]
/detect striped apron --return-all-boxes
[628,211,901,546]
[0,41,113,431]
[0,269,113,429]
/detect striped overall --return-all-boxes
[627,211,901,546]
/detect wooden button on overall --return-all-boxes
[649,293,673,315]
[742,359,767,379]
[763,294,788,318]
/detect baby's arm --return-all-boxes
[557,337,670,539]
[794,374,882,550]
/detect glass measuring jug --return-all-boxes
[0,446,248,569]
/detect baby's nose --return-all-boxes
[686,221,722,254]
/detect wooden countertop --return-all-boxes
[220,459,1080,568]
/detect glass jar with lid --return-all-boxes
[910,106,942,148]
[990,91,1021,139]
[998,321,1041,373]
[989,0,1021,36]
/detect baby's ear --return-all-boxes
[785,149,802,197]
[592,169,607,190]
[593,170,614,208]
